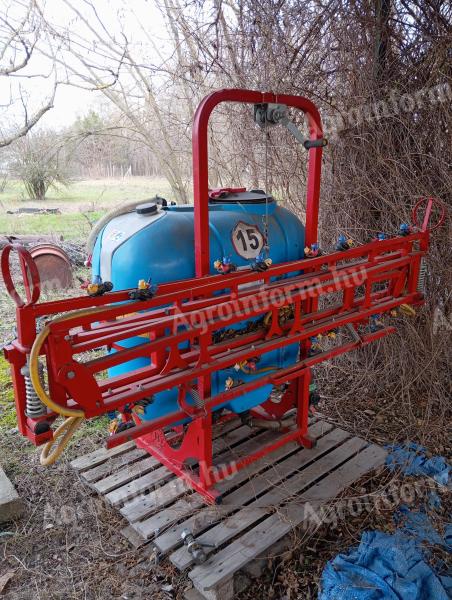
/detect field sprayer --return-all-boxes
[1,89,446,504]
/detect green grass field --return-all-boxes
[0,177,173,239]
[0,176,174,428]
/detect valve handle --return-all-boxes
[0,243,41,307]
[412,197,447,232]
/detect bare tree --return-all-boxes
[9,130,71,200]
[35,0,198,203]
[0,0,57,147]
[67,109,161,178]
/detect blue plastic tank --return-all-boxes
[91,190,305,420]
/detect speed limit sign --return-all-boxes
[231,221,265,259]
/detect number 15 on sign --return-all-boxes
[231,221,265,259]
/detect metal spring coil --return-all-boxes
[189,387,204,409]
[417,258,427,292]
[24,365,47,418]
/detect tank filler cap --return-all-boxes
[136,202,158,215]
[209,189,273,204]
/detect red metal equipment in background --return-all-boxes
[0,89,446,504]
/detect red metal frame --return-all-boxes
[193,89,324,277]
[0,88,446,503]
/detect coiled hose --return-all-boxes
[36,200,164,463]
[29,308,105,465]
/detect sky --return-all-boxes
[41,84,98,128]
[1,0,169,130]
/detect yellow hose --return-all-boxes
[29,307,106,464]
[40,416,84,466]
[29,324,85,418]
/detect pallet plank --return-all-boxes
[155,421,338,556]
[210,424,257,452]
[93,455,163,495]
[189,444,386,594]
[121,477,191,523]
[105,464,174,507]
[169,426,350,569]
[82,448,148,484]
[120,524,148,549]
[251,435,367,507]
[70,440,136,472]
[135,494,204,539]
[210,418,247,437]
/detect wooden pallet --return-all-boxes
[71,417,387,600]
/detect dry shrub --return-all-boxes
[198,0,452,446]
[313,2,452,447]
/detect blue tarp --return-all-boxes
[385,442,450,486]
[319,530,451,600]
[395,505,450,550]
[319,443,451,599]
